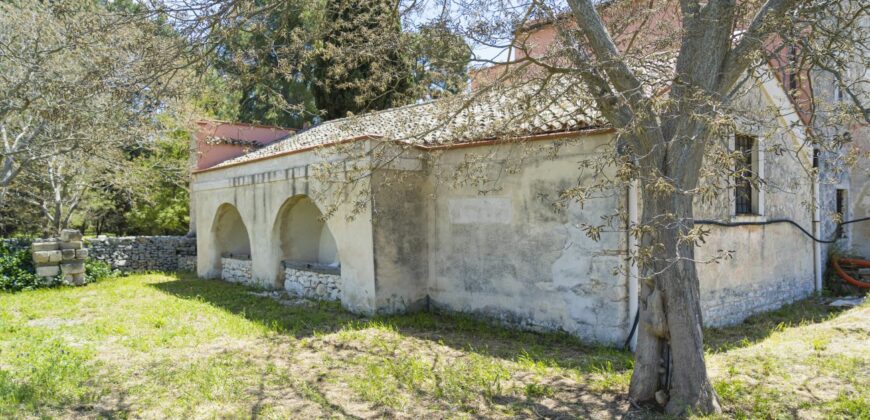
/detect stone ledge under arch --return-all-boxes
[273,195,343,298]
[210,203,253,283]
[283,261,341,301]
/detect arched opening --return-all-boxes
[278,196,339,265]
[212,203,252,283]
[275,196,341,300]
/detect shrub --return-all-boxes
[84,260,121,283]
[0,244,121,292]
[0,243,43,292]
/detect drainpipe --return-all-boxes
[628,180,639,351]
[813,175,823,292]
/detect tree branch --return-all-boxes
[718,0,799,94]
[566,0,645,100]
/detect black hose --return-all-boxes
[695,216,870,244]
[621,216,870,348]
[623,308,640,350]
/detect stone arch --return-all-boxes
[211,203,252,282]
[272,195,342,299]
[274,195,339,265]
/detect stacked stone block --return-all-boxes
[31,229,87,285]
[283,262,341,301]
[175,240,197,272]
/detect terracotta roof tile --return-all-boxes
[213,79,605,168]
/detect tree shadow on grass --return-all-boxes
[703,297,847,353]
[150,273,363,335]
[151,275,636,418]
[151,274,632,372]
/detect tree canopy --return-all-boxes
[308,0,416,120]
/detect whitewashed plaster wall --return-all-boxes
[190,74,817,343]
[417,134,632,344]
[191,145,377,314]
[693,72,816,326]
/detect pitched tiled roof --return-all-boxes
[212,78,606,169]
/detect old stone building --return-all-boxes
[188,6,870,346]
[808,16,870,262]
[190,67,826,345]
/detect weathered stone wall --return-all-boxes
[283,262,341,300]
[178,255,197,272]
[420,135,630,345]
[221,257,252,284]
[87,236,196,272]
[191,75,818,345]
[844,125,869,259]
[191,146,378,314]
[696,224,816,327]
[703,273,814,327]
[811,54,870,260]
[690,77,817,327]
[370,167,430,313]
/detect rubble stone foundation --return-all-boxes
[283,262,341,301]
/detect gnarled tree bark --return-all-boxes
[565,0,802,415]
[629,187,719,414]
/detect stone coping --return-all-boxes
[221,254,251,260]
[283,261,341,275]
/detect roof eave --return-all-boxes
[191,126,614,175]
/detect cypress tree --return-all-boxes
[309,0,415,120]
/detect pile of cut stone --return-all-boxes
[31,229,88,285]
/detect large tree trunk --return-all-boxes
[629,188,721,416]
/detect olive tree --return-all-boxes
[0,0,187,210]
[314,0,868,414]
[428,0,867,414]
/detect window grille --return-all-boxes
[836,189,847,238]
[735,135,755,215]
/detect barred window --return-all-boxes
[734,135,756,215]
[836,189,847,238]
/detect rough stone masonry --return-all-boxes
[87,235,196,272]
[31,229,87,285]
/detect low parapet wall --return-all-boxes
[283,261,341,301]
[86,235,196,272]
[221,257,252,284]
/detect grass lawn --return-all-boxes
[0,273,867,419]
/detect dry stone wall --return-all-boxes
[87,236,196,272]
[31,230,87,285]
[178,255,196,272]
[221,257,253,284]
[283,262,341,301]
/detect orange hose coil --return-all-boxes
[832,257,870,289]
